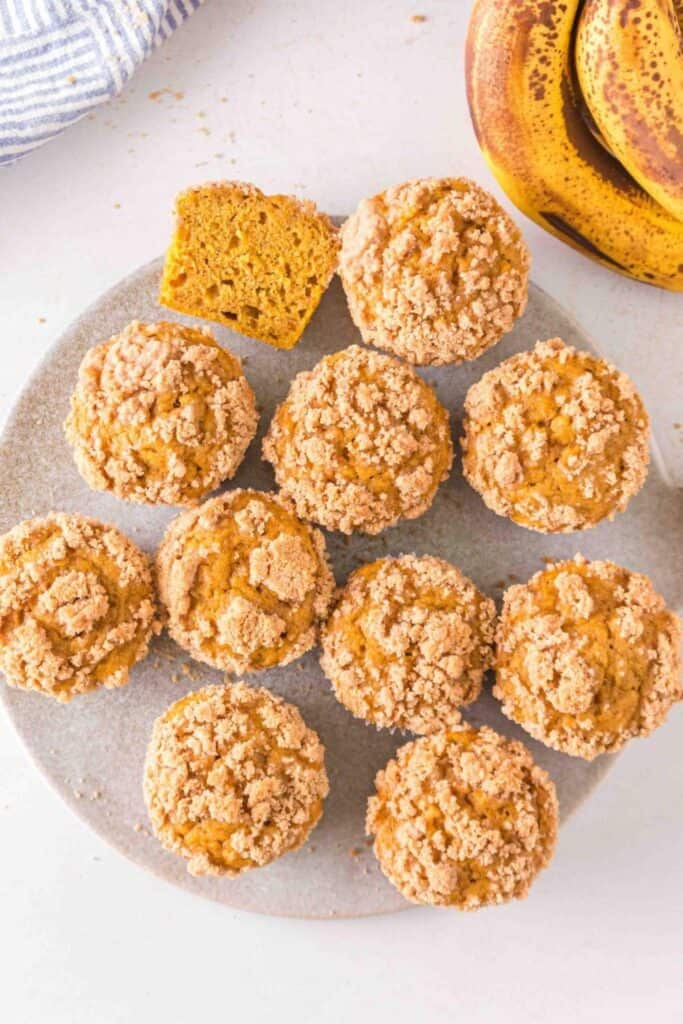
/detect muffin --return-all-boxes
[262,344,453,534]
[144,682,328,876]
[155,489,334,673]
[366,727,558,910]
[339,177,530,365]
[0,513,158,701]
[461,337,650,532]
[159,181,339,350]
[495,556,682,759]
[65,320,258,506]
[320,555,496,734]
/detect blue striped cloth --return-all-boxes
[0,0,203,166]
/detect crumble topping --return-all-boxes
[65,320,258,506]
[262,344,453,534]
[495,555,682,758]
[321,554,496,734]
[144,682,329,876]
[339,177,530,365]
[461,337,650,532]
[155,489,334,673]
[366,727,558,909]
[0,513,159,701]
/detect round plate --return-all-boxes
[1,260,681,918]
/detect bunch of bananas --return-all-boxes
[465,0,683,290]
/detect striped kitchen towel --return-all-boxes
[0,0,203,166]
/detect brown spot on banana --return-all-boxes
[465,0,683,290]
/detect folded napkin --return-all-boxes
[0,0,203,166]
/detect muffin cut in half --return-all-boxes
[159,181,339,350]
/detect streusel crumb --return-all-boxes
[0,513,158,701]
[144,682,329,876]
[461,337,650,532]
[155,489,334,673]
[320,555,496,734]
[367,727,558,909]
[495,556,682,759]
[262,344,453,535]
[339,177,530,366]
[65,321,258,506]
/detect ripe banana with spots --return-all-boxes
[576,0,683,222]
[465,0,683,291]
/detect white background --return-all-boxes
[1,2,682,1022]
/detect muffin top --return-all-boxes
[155,489,334,673]
[0,513,158,701]
[144,682,329,876]
[65,320,258,506]
[262,344,453,535]
[495,556,682,759]
[461,337,650,532]
[366,727,558,910]
[320,555,496,734]
[339,177,530,366]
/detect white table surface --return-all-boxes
[1,2,681,1021]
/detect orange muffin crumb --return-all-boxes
[159,181,339,350]
[144,682,329,876]
[495,556,682,759]
[367,727,558,909]
[155,489,334,673]
[320,555,496,734]
[262,344,453,534]
[65,321,258,506]
[461,337,650,532]
[339,177,529,365]
[0,513,158,701]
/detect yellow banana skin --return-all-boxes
[576,0,683,222]
[465,0,683,291]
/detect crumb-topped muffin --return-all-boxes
[156,489,334,673]
[0,513,158,701]
[262,344,453,534]
[461,337,650,532]
[367,727,558,909]
[159,181,339,350]
[339,177,530,366]
[495,556,682,759]
[144,682,329,876]
[65,321,258,506]
[320,555,496,734]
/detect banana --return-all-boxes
[576,0,683,222]
[465,0,683,291]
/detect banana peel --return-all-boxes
[465,0,683,291]
[576,0,683,222]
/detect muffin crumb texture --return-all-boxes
[156,489,334,673]
[339,177,529,365]
[367,727,558,909]
[159,181,339,350]
[0,513,158,701]
[321,555,496,734]
[462,337,650,532]
[495,556,682,759]
[144,682,329,876]
[263,344,453,534]
[65,320,258,506]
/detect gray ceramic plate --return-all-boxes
[1,259,681,918]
